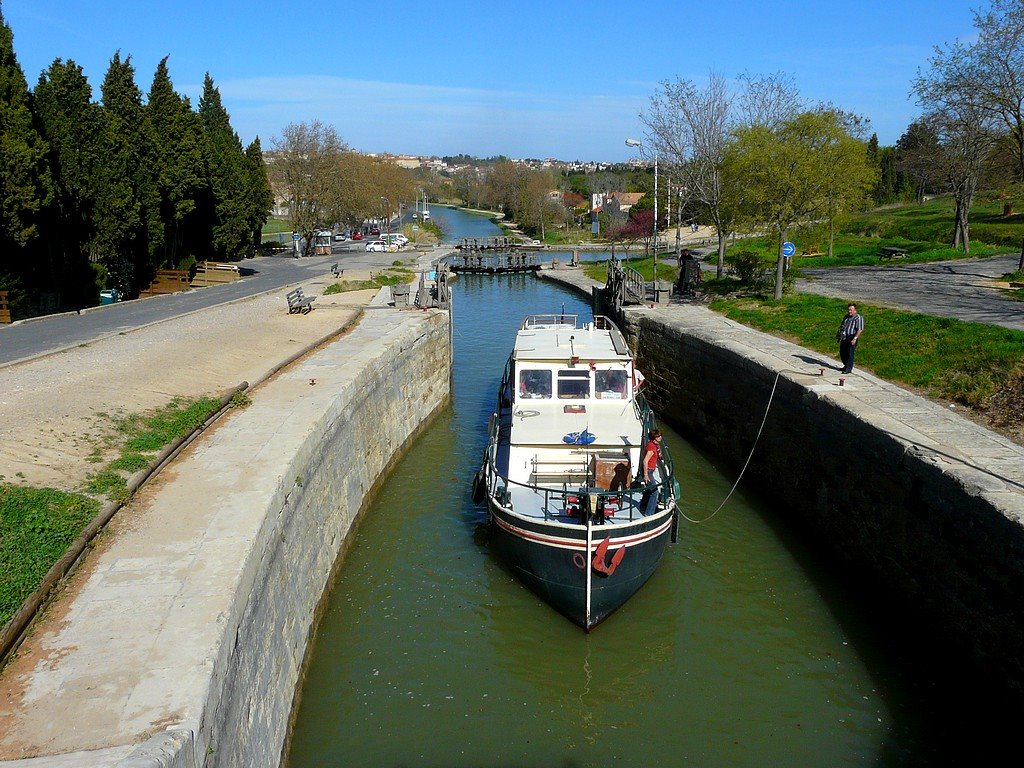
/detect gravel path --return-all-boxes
[797,254,1024,330]
[0,272,380,493]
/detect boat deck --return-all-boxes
[506,485,649,524]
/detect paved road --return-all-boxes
[0,245,446,367]
[796,254,1023,331]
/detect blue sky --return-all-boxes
[3,0,977,161]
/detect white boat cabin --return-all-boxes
[504,315,646,494]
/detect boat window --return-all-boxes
[595,369,628,399]
[557,369,591,400]
[519,369,552,399]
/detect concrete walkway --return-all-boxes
[0,303,447,765]
[798,254,1023,331]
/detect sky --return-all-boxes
[2,0,980,161]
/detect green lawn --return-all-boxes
[710,294,1024,408]
[582,254,677,282]
[1,485,99,626]
[262,218,291,235]
[719,196,1023,271]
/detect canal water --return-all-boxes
[286,207,993,767]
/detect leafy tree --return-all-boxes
[198,73,250,259]
[0,6,51,308]
[644,72,800,279]
[33,58,102,306]
[725,111,849,298]
[818,111,878,256]
[896,119,940,204]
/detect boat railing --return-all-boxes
[482,408,675,522]
[519,314,579,330]
[483,457,657,523]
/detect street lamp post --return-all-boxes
[626,138,658,289]
[381,196,391,250]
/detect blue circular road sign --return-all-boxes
[292,232,301,241]
[782,241,796,257]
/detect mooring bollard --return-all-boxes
[839,377,846,387]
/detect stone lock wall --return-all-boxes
[618,306,1024,692]
[199,310,451,767]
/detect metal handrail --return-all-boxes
[481,392,676,523]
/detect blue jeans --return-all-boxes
[639,468,662,516]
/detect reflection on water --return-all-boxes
[286,206,989,768]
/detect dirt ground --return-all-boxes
[0,271,381,495]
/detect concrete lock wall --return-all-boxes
[614,305,1024,691]
[195,310,450,767]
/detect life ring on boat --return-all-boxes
[471,469,487,505]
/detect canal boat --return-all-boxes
[473,314,679,629]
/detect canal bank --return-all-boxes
[0,304,451,766]
[540,267,1024,694]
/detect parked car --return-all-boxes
[333,233,347,242]
[351,231,363,240]
[366,240,388,252]
[369,227,381,236]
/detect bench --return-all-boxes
[286,287,315,314]
[879,246,908,260]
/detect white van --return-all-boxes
[383,233,409,247]
[421,210,431,221]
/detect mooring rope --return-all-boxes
[680,369,785,524]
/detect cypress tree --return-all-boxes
[94,53,162,294]
[147,57,206,267]
[0,6,51,312]
[34,58,102,306]
[198,74,249,259]
[243,137,273,256]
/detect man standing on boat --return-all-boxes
[640,429,663,515]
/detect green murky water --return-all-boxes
[285,208,1001,768]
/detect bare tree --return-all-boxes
[914,49,1001,252]
[642,72,802,279]
[643,74,733,277]
[735,71,803,130]
[960,0,1024,182]
[269,120,348,254]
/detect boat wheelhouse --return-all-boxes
[475,314,679,629]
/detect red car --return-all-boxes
[351,231,364,240]
[369,227,380,236]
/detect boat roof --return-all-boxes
[510,401,644,447]
[512,315,631,363]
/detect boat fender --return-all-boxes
[592,537,625,576]
[471,470,487,505]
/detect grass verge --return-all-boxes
[323,268,415,294]
[84,397,221,502]
[709,294,1024,431]
[0,485,100,626]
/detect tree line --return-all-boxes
[0,8,271,316]
[639,0,1024,298]
[268,120,417,253]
